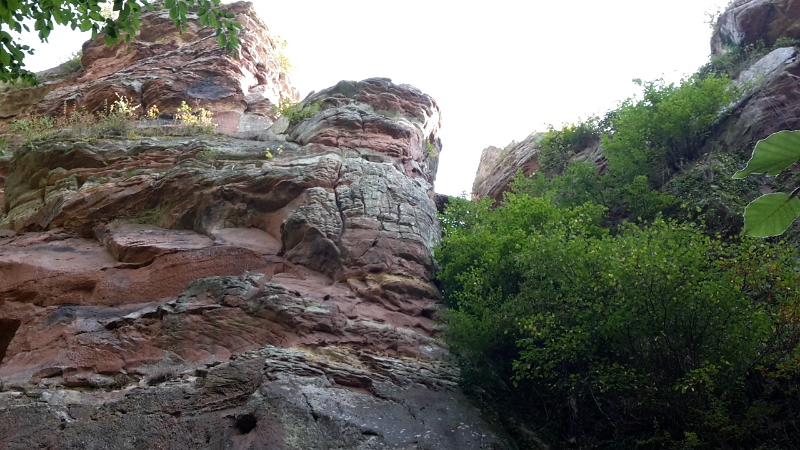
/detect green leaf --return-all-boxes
[743,193,800,237]
[734,130,800,179]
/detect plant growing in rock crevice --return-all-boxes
[6,97,217,145]
[273,98,321,126]
[537,118,600,176]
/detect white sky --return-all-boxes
[17,0,730,195]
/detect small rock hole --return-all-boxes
[235,413,257,434]
[0,319,21,366]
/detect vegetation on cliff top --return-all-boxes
[4,95,216,149]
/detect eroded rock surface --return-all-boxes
[708,46,800,156]
[0,1,298,136]
[472,132,602,203]
[0,5,500,443]
[0,346,502,449]
[712,0,800,56]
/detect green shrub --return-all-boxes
[538,119,600,176]
[436,191,800,448]
[274,36,293,75]
[603,75,737,188]
[61,51,83,74]
[9,116,56,142]
[512,162,611,210]
[174,100,216,134]
[666,153,762,237]
[274,98,321,125]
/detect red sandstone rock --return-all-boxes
[0,2,507,446]
[0,2,299,136]
[712,0,800,56]
[472,132,602,203]
[0,76,445,387]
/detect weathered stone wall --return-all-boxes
[0,2,299,136]
[0,3,503,448]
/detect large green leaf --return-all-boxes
[734,130,800,179]
[743,193,800,237]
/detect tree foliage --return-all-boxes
[0,0,242,83]
[603,75,736,188]
[734,129,800,237]
[436,191,800,448]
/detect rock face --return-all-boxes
[709,46,800,157]
[471,133,602,203]
[0,4,503,448]
[472,134,541,203]
[0,1,298,136]
[712,0,800,56]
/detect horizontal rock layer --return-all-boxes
[0,68,504,446]
[0,345,502,449]
[0,1,299,136]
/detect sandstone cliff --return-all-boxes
[0,1,298,136]
[0,3,503,448]
[711,0,800,56]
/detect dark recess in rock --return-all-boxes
[234,413,258,434]
[0,319,20,365]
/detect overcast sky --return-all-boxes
[17,0,730,195]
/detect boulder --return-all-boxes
[712,0,800,56]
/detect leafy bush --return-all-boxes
[666,152,762,237]
[603,75,736,188]
[538,119,601,176]
[61,51,83,74]
[733,129,800,237]
[515,75,734,225]
[274,98,321,125]
[274,36,293,75]
[173,100,216,133]
[96,94,141,136]
[511,162,611,210]
[436,191,800,448]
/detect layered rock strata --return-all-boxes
[0,2,502,445]
[0,1,298,136]
[0,76,501,448]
